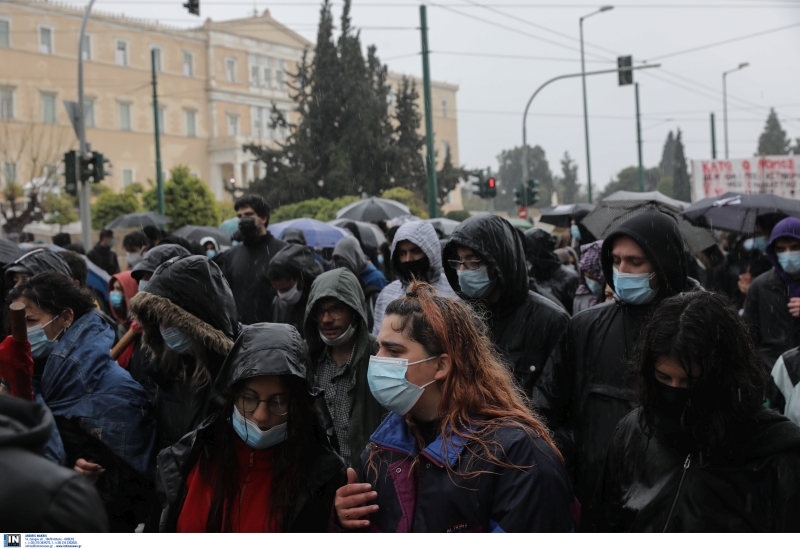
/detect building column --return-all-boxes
[233,162,243,191]
[245,162,255,185]
[210,163,223,200]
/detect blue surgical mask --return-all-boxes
[367,355,439,415]
[160,326,193,355]
[109,290,124,309]
[585,276,603,296]
[28,318,61,359]
[231,406,288,450]
[205,250,217,259]
[138,279,148,292]
[571,225,581,240]
[565,264,576,272]
[743,236,768,253]
[108,239,116,248]
[457,266,496,299]
[778,251,800,275]
[613,267,658,305]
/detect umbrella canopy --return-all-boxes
[538,203,594,228]
[219,217,239,235]
[328,219,387,250]
[336,197,410,222]
[0,238,21,267]
[428,217,461,238]
[388,214,422,227]
[582,192,717,255]
[505,217,533,230]
[105,211,171,229]
[269,218,349,248]
[682,192,800,234]
[173,225,232,247]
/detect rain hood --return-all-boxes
[303,268,368,358]
[523,228,562,279]
[130,244,191,281]
[269,243,323,284]
[5,248,71,287]
[332,235,370,275]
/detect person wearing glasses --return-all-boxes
[156,323,346,532]
[442,215,569,397]
[302,268,385,467]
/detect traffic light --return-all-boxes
[513,184,524,206]
[63,150,79,196]
[527,179,541,206]
[486,177,497,198]
[618,55,633,86]
[472,178,485,198]
[89,151,111,182]
[183,0,200,16]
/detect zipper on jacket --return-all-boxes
[662,454,691,533]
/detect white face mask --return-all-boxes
[319,323,356,347]
[126,251,143,267]
[277,283,302,305]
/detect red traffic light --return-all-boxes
[487,177,496,188]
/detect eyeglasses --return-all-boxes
[448,259,485,271]
[314,302,347,321]
[236,393,290,416]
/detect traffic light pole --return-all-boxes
[77,0,96,249]
[710,112,717,159]
[419,5,438,219]
[151,49,165,216]
[635,82,644,192]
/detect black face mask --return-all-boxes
[397,256,430,283]
[238,218,259,240]
[651,381,705,448]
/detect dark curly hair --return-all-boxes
[635,290,767,451]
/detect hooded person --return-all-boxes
[130,243,191,292]
[128,255,239,452]
[524,228,580,315]
[302,268,385,467]
[5,248,72,288]
[266,244,324,338]
[107,271,139,368]
[372,221,459,336]
[154,323,347,532]
[572,240,605,315]
[283,228,334,272]
[0,394,109,532]
[199,236,219,259]
[533,209,699,519]
[744,217,800,372]
[333,235,387,291]
[442,215,570,396]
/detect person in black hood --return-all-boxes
[155,323,346,532]
[129,256,239,452]
[588,291,800,532]
[442,215,569,396]
[0,394,109,532]
[533,209,700,518]
[214,194,287,325]
[524,228,580,314]
[5,248,72,288]
[130,244,191,292]
[266,244,323,337]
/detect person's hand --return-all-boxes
[73,458,105,484]
[334,467,378,529]
[738,272,754,295]
[788,298,800,318]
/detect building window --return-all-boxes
[83,99,95,128]
[183,51,194,77]
[2,162,16,185]
[251,106,263,138]
[151,46,162,72]
[41,93,56,124]
[388,87,396,110]
[441,98,448,119]
[185,109,197,137]
[158,106,166,134]
[116,40,129,66]
[227,114,239,136]
[275,60,286,90]
[0,19,10,49]
[263,58,272,88]
[226,58,237,83]
[122,168,135,187]
[39,26,53,55]
[0,88,13,120]
[249,54,260,86]
[442,140,450,158]
[118,102,132,131]
[81,33,92,61]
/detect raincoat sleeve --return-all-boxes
[585,422,626,533]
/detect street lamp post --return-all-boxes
[723,62,749,159]
[580,5,613,204]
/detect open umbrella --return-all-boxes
[105,212,171,229]
[538,203,594,228]
[582,191,717,255]
[173,225,232,246]
[336,197,410,222]
[428,218,462,238]
[505,217,533,230]
[682,192,800,234]
[388,214,422,227]
[219,217,239,235]
[328,219,387,250]
[269,218,349,248]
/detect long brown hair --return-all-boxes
[369,281,561,479]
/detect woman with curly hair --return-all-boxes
[333,281,574,532]
[588,291,800,532]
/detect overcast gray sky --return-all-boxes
[78,0,800,193]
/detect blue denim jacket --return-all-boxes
[37,311,156,480]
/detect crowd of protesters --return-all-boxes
[1,193,799,534]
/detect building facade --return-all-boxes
[0,0,459,202]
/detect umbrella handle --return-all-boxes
[9,302,26,343]
[111,328,137,361]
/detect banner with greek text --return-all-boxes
[691,156,798,200]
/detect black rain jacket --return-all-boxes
[533,209,697,514]
[443,215,570,395]
[744,268,800,372]
[524,228,580,315]
[87,242,120,276]
[0,394,108,532]
[214,232,288,324]
[155,323,347,532]
[588,408,800,532]
[270,244,323,338]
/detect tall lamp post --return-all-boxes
[580,5,613,204]
[723,62,749,159]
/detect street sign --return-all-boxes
[63,100,82,140]
[518,206,527,220]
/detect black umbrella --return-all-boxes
[582,191,718,255]
[105,211,171,229]
[682,192,800,234]
[538,203,594,228]
[336,197,410,222]
[0,238,21,266]
[328,219,386,250]
[172,225,232,246]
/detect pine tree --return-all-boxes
[436,147,468,207]
[659,131,676,178]
[757,108,790,155]
[559,151,580,204]
[672,129,691,202]
[392,77,426,195]
[495,145,554,207]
